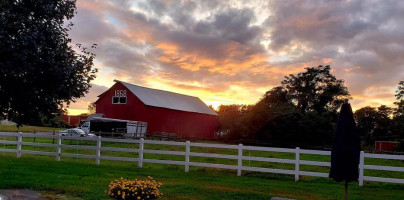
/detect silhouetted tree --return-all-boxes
[217,104,252,140]
[355,105,394,144]
[0,0,97,126]
[394,81,404,117]
[392,81,404,147]
[242,87,297,142]
[282,65,350,114]
[218,66,350,148]
[88,102,96,114]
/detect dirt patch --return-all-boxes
[0,189,41,200]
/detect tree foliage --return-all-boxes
[354,106,394,144]
[282,65,350,114]
[217,104,252,140]
[394,81,404,117]
[217,66,347,148]
[88,102,96,114]
[215,68,403,149]
[392,81,404,146]
[395,81,404,100]
[0,0,97,126]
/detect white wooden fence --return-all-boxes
[1,132,403,186]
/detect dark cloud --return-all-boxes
[95,40,155,76]
[194,8,262,46]
[67,0,404,112]
[267,0,404,105]
[68,3,119,45]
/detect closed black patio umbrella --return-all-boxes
[329,101,361,200]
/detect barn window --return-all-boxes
[112,96,127,104]
[112,90,127,104]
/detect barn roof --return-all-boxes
[115,80,218,116]
[86,113,105,121]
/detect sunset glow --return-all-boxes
[66,0,403,115]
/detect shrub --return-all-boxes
[106,177,162,200]
[394,140,404,152]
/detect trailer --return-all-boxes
[83,117,147,138]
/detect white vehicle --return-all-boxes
[80,122,90,134]
[86,133,97,137]
[59,128,86,137]
[60,128,96,137]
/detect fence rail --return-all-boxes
[1,132,403,186]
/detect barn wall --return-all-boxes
[95,82,217,139]
[61,115,88,127]
[146,106,217,139]
[96,82,150,122]
[375,141,399,152]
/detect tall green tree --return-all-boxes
[0,0,97,126]
[282,65,350,114]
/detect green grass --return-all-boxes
[0,153,404,200]
[0,124,63,132]
[0,136,404,199]
[1,136,403,179]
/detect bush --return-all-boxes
[394,140,404,152]
[107,177,162,200]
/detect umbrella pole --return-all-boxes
[344,181,348,200]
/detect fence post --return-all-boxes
[138,138,144,168]
[359,151,365,186]
[185,141,190,172]
[237,144,243,176]
[295,147,300,181]
[56,135,61,161]
[16,132,22,158]
[96,136,101,165]
[52,130,55,144]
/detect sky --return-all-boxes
[66,0,404,115]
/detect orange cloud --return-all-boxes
[66,0,401,115]
[156,40,270,75]
[76,0,104,12]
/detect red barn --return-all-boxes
[94,80,218,139]
[62,114,88,127]
[375,141,399,153]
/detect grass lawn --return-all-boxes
[0,135,404,199]
[1,136,403,178]
[0,151,404,200]
[0,124,63,132]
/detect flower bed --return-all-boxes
[107,176,162,200]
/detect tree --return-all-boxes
[395,81,404,100]
[241,86,336,148]
[394,81,404,117]
[88,102,96,114]
[0,0,97,126]
[392,81,404,142]
[282,65,350,114]
[354,105,394,144]
[217,104,252,140]
[243,87,297,140]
